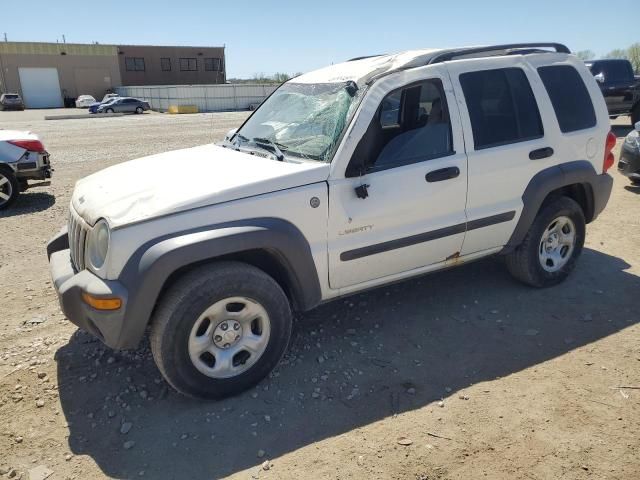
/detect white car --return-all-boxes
[48,43,613,399]
[0,130,52,209]
[75,95,97,108]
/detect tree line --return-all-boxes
[576,43,640,73]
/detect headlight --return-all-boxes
[88,219,110,269]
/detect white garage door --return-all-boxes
[18,68,63,108]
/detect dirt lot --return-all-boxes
[0,110,638,480]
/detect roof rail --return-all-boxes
[427,43,571,65]
[347,55,385,62]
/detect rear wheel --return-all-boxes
[506,196,585,287]
[0,167,19,210]
[150,261,292,399]
[135,106,143,114]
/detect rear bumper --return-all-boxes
[14,151,52,181]
[618,143,640,180]
[48,228,130,349]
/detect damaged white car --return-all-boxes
[48,43,613,399]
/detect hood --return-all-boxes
[72,144,330,227]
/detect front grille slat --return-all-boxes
[68,206,89,272]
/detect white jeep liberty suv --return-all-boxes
[48,43,614,399]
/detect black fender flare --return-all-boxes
[502,160,612,253]
[115,218,322,349]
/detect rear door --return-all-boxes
[446,56,559,255]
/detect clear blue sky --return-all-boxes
[4,0,637,78]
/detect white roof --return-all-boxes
[294,48,452,86]
[293,45,570,86]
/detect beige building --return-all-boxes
[0,42,121,108]
[0,41,226,108]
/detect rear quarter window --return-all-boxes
[537,65,596,133]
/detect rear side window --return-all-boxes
[537,65,596,133]
[460,68,543,149]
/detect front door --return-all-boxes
[328,68,468,290]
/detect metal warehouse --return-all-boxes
[0,41,226,108]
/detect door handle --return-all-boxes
[425,166,460,182]
[529,147,554,160]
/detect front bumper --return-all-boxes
[618,142,640,181]
[48,227,129,349]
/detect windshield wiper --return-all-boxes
[251,137,285,161]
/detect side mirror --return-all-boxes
[635,121,640,132]
[594,72,605,84]
[225,128,238,142]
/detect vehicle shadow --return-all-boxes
[55,248,639,479]
[612,124,633,138]
[623,184,640,194]
[0,191,55,218]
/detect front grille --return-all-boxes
[68,206,89,271]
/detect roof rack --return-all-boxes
[348,55,385,62]
[427,43,571,65]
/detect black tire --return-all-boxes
[149,261,292,399]
[135,106,143,114]
[105,108,114,113]
[632,104,640,126]
[630,178,640,186]
[505,196,585,287]
[0,166,19,210]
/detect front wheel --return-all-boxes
[149,261,292,399]
[0,167,19,210]
[105,108,114,113]
[506,196,585,287]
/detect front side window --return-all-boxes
[235,82,362,162]
[348,79,453,174]
[460,68,543,149]
[538,65,596,133]
[125,57,145,72]
[180,58,198,71]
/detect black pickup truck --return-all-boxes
[585,59,640,124]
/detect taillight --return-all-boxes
[8,139,45,153]
[603,131,616,173]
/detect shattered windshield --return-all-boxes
[235,82,361,162]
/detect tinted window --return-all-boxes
[160,57,171,71]
[204,58,221,71]
[125,57,145,72]
[180,58,198,71]
[589,61,633,82]
[460,68,543,149]
[538,65,596,133]
[348,79,453,174]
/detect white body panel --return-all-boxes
[0,130,41,162]
[18,68,64,108]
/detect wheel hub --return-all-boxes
[546,233,560,251]
[213,320,242,349]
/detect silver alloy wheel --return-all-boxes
[0,172,13,206]
[187,296,271,379]
[538,215,576,272]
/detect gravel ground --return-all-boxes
[0,110,638,480]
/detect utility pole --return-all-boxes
[62,34,66,44]
[3,33,7,42]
